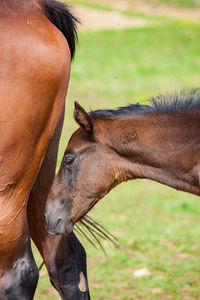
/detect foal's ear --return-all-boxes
[74,102,93,134]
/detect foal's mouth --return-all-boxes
[45,214,74,236]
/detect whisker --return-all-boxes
[38,261,45,271]
[84,216,119,248]
[85,215,118,242]
[75,224,97,249]
[83,217,118,247]
[82,220,108,242]
[80,219,106,255]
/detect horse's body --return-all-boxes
[0,1,90,299]
[45,90,200,235]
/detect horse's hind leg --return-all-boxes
[0,224,39,300]
[27,112,90,300]
[41,232,90,300]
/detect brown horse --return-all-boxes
[45,89,200,235]
[0,0,90,299]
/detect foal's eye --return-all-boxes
[64,155,75,166]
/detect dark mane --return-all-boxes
[90,88,200,119]
[43,0,79,60]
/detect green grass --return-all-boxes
[160,0,197,8]
[72,0,199,9]
[83,182,200,299]
[34,21,200,299]
[70,0,177,22]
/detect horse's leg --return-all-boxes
[0,218,39,300]
[27,111,90,300]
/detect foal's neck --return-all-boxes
[104,110,200,196]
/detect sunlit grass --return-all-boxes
[70,0,170,21]
[160,0,197,8]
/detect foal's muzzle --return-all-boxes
[44,197,73,235]
[45,212,73,235]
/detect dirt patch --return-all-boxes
[86,0,200,22]
[72,6,153,30]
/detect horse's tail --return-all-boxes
[42,0,78,60]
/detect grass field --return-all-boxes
[160,0,197,8]
[34,4,200,300]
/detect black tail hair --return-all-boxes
[43,0,79,60]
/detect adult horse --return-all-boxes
[45,89,200,234]
[0,0,90,299]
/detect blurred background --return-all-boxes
[34,0,200,299]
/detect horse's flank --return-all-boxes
[0,1,91,299]
[0,0,70,266]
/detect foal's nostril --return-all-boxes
[56,218,62,227]
[44,212,48,227]
[55,218,63,234]
[59,198,65,206]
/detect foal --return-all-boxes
[45,89,200,235]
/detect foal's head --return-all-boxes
[45,102,122,235]
[45,89,200,235]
